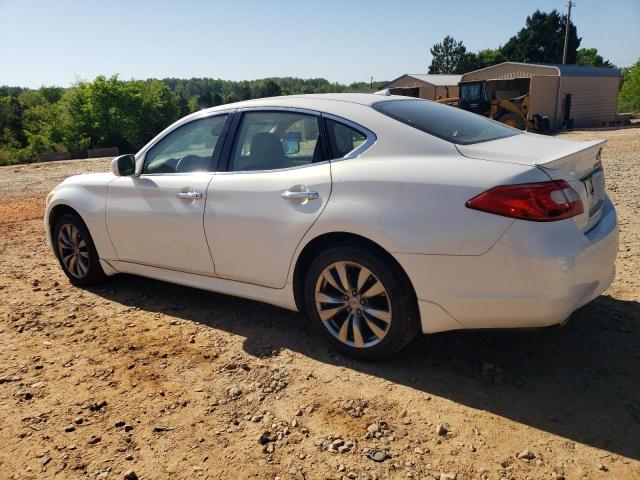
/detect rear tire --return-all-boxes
[53,213,106,286]
[304,244,419,360]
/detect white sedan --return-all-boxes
[44,93,618,359]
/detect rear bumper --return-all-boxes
[397,195,619,333]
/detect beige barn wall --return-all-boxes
[529,76,560,126]
[558,76,621,128]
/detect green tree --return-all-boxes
[576,48,614,67]
[477,48,507,68]
[618,59,640,112]
[212,92,223,106]
[1,75,393,165]
[428,36,474,74]
[501,9,581,64]
[254,79,282,98]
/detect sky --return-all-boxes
[0,0,638,88]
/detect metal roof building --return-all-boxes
[461,62,622,129]
[383,74,462,101]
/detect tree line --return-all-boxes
[1,8,638,166]
[428,9,614,74]
[0,77,386,166]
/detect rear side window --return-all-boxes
[372,99,519,145]
[324,119,367,159]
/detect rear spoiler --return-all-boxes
[534,139,605,171]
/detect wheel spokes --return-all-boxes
[76,255,88,275]
[57,222,89,279]
[322,270,344,294]
[361,278,386,299]
[315,260,393,349]
[315,292,346,305]
[62,252,74,270]
[338,312,352,342]
[363,306,392,324]
[318,304,347,321]
[364,316,387,340]
[352,315,365,348]
[334,262,351,293]
[59,228,73,248]
[356,266,371,293]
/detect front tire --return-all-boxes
[304,244,419,360]
[53,213,105,286]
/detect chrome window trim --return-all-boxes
[224,107,324,174]
[234,106,323,117]
[221,107,377,174]
[215,160,331,175]
[137,172,216,178]
[134,105,378,176]
[321,112,377,161]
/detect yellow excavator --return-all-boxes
[436,79,550,132]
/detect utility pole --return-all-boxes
[370,76,373,90]
[562,1,575,64]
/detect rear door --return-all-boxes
[204,109,331,288]
[106,113,231,275]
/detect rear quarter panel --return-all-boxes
[302,148,549,257]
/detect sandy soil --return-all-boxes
[0,130,638,480]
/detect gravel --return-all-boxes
[0,128,639,479]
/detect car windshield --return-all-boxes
[372,99,519,145]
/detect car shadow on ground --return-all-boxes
[90,275,640,460]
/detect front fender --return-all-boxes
[44,174,117,260]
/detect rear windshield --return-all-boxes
[372,99,519,145]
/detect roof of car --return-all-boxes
[203,93,411,113]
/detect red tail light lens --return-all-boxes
[466,180,584,221]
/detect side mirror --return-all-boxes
[282,138,300,155]
[111,154,136,176]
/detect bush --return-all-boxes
[618,60,640,113]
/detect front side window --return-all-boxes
[230,111,323,171]
[324,119,367,159]
[143,114,228,174]
[372,99,518,145]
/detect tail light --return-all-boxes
[466,180,583,221]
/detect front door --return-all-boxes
[204,110,331,288]
[106,113,230,275]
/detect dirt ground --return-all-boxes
[0,128,638,480]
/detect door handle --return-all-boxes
[281,190,319,201]
[176,191,203,200]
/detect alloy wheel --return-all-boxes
[57,223,90,278]
[314,261,392,348]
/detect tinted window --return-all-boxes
[372,99,518,145]
[230,111,323,171]
[143,114,228,174]
[325,119,367,159]
[460,83,484,101]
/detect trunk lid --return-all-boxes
[456,133,606,232]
